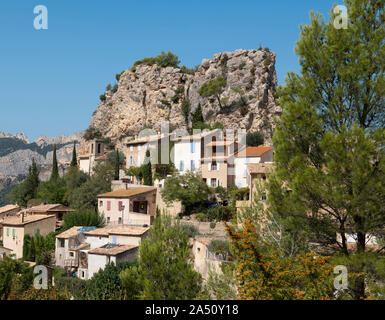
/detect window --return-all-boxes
[97,143,101,154]
[129,145,133,152]
[211,162,217,171]
[179,160,184,171]
[112,236,117,244]
[12,229,16,238]
[137,156,141,166]
[190,141,195,153]
[59,239,65,248]
[118,217,122,224]
[99,200,103,207]
[138,145,141,151]
[107,217,110,223]
[211,178,217,188]
[82,271,85,278]
[34,229,40,236]
[69,252,74,257]
[107,201,111,211]
[6,228,9,237]
[129,156,134,165]
[243,169,247,178]
[190,160,195,171]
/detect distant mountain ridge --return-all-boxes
[0,131,84,205]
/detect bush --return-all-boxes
[210,221,216,229]
[180,224,199,238]
[99,94,106,102]
[131,51,180,70]
[246,131,264,147]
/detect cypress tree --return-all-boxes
[50,144,59,181]
[143,150,152,186]
[70,142,77,167]
[114,149,120,180]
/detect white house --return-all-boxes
[87,243,138,279]
[172,129,222,174]
[234,146,273,188]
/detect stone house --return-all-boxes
[27,204,74,230]
[78,139,107,176]
[97,187,157,226]
[1,214,56,259]
[0,205,21,241]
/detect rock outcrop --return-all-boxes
[89,48,281,144]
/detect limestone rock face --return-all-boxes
[89,48,281,144]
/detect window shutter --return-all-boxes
[107,201,111,211]
[207,178,211,186]
[217,163,220,170]
[118,201,122,211]
[208,163,211,171]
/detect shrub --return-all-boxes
[210,221,216,229]
[105,83,111,91]
[111,84,118,93]
[131,51,180,70]
[180,224,199,238]
[239,61,246,70]
[246,131,264,146]
[99,94,106,102]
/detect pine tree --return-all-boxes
[50,144,59,181]
[142,150,152,186]
[137,215,202,299]
[269,0,385,299]
[70,142,77,167]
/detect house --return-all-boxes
[233,146,274,188]
[0,204,21,220]
[78,139,107,175]
[0,205,21,241]
[97,187,157,226]
[27,204,74,229]
[1,213,56,259]
[200,137,238,188]
[125,133,171,182]
[86,243,138,279]
[172,129,222,174]
[55,226,89,269]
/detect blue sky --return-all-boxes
[0,0,340,141]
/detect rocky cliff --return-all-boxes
[89,48,281,144]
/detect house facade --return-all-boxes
[2,214,56,259]
[27,204,74,230]
[97,187,157,226]
[234,146,274,188]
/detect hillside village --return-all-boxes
[0,127,275,284]
[1,0,384,301]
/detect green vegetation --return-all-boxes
[62,209,105,231]
[119,215,202,299]
[9,159,40,207]
[50,144,59,181]
[142,150,153,186]
[70,142,77,168]
[161,171,212,213]
[131,51,181,70]
[198,76,227,109]
[23,233,56,265]
[246,131,264,146]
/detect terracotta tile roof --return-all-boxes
[0,205,20,215]
[107,226,150,236]
[56,226,83,239]
[88,244,138,256]
[1,214,55,226]
[27,204,74,213]
[97,187,156,198]
[235,146,273,157]
[84,228,110,237]
[247,162,273,174]
[171,129,222,142]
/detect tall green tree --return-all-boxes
[114,149,120,180]
[135,215,202,299]
[50,144,59,181]
[9,159,40,206]
[143,150,153,186]
[70,142,77,168]
[269,0,385,299]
